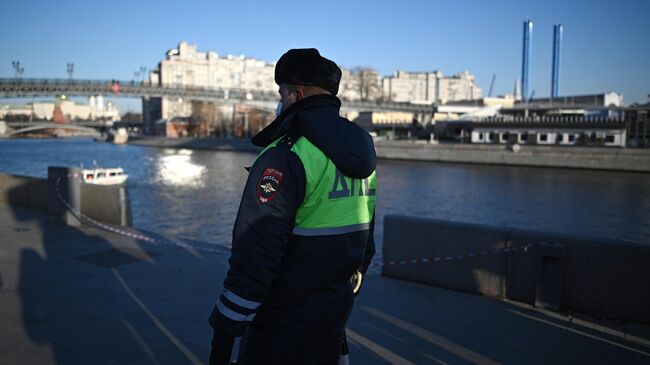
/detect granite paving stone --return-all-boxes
[92,339,159,364]
[1,203,649,364]
[158,340,211,365]
[0,344,77,364]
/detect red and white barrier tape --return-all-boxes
[375,244,533,268]
[56,175,534,266]
[55,176,231,255]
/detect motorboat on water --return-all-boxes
[82,167,128,185]
[112,128,129,144]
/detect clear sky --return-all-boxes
[1,0,649,112]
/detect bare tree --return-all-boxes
[190,100,217,137]
[351,67,381,101]
[232,105,274,138]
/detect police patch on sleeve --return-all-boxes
[256,167,284,203]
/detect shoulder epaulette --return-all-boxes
[278,133,300,149]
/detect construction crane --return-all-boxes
[488,74,496,97]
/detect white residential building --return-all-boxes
[151,42,277,120]
[145,42,484,126]
[154,42,384,97]
[157,42,276,91]
[151,42,484,108]
[382,70,482,104]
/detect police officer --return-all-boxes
[209,48,377,365]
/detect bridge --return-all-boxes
[0,121,104,137]
[0,78,435,114]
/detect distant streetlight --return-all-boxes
[133,66,147,83]
[66,62,74,80]
[11,61,24,79]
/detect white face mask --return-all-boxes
[275,91,295,117]
[275,100,284,117]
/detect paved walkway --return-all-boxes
[1,203,649,364]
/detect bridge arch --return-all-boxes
[9,123,101,137]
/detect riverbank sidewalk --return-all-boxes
[1,202,649,364]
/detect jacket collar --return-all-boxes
[251,94,341,147]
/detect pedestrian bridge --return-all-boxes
[0,78,434,114]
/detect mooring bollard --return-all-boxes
[534,242,566,311]
[48,166,81,226]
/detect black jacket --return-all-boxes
[210,95,376,362]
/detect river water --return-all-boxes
[1,138,649,266]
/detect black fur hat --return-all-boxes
[274,48,342,95]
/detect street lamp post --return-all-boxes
[66,62,74,80]
[11,61,24,79]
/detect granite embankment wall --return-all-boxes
[128,137,650,172]
[80,183,131,226]
[0,172,130,226]
[128,136,260,153]
[375,141,650,172]
[382,215,650,324]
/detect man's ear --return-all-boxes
[295,87,305,100]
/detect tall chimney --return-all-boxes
[551,24,563,99]
[521,19,533,102]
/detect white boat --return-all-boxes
[82,167,128,185]
[112,128,129,144]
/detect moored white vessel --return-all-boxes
[82,167,128,185]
